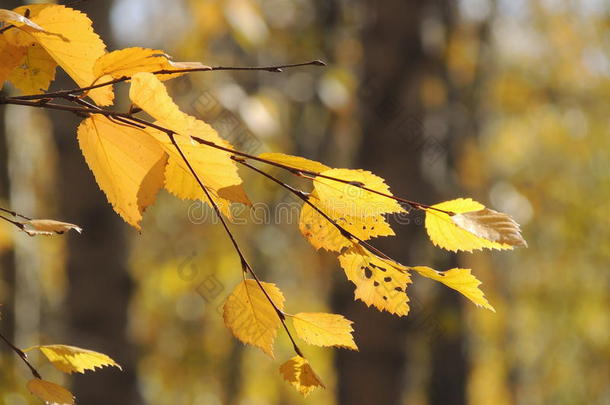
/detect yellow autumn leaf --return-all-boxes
[129,71,191,131]
[299,191,395,252]
[7,42,56,94]
[12,5,113,105]
[93,47,209,82]
[77,115,167,229]
[291,312,358,350]
[26,379,74,405]
[31,344,122,374]
[129,72,249,207]
[411,266,495,312]
[0,35,26,90]
[425,198,524,252]
[313,168,405,219]
[338,246,411,316]
[279,356,325,397]
[223,279,285,358]
[258,152,330,173]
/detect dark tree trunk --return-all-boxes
[333,1,467,404]
[51,2,142,404]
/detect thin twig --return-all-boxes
[235,158,398,263]
[0,332,42,379]
[6,60,326,102]
[166,132,304,358]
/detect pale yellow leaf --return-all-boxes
[93,47,209,82]
[33,344,122,374]
[291,312,357,350]
[7,42,56,95]
[313,168,405,220]
[279,356,325,397]
[258,152,330,173]
[77,115,166,229]
[411,266,495,311]
[223,279,285,358]
[338,246,411,316]
[13,5,113,105]
[299,191,394,252]
[425,198,523,252]
[26,379,74,405]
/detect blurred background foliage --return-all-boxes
[0,0,608,404]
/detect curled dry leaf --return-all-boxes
[23,219,82,236]
[26,379,75,405]
[451,207,527,248]
[0,9,45,31]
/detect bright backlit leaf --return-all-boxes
[223,279,285,358]
[26,379,75,405]
[279,356,325,397]
[425,198,524,252]
[338,246,411,316]
[12,5,113,105]
[313,168,405,219]
[93,47,209,82]
[258,152,330,173]
[411,266,495,311]
[299,191,395,251]
[130,72,249,208]
[32,344,122,374]
[0,35,25,90]
[291,312,357,350]
[77,115,167,229]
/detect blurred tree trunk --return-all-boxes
[333,1,467,404]
[51,2,142,404]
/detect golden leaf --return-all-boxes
[313,168,405,219]
[411,266,495,311]
[338,246,411,316]
[0,35,26,90]
[32,344,122,374]
[291,312,358,350]
[257,152,330,173]
[425,198,524,252]
[299,191,394,252]
[223,279,285,358]
[93,47,209,82]
[279,356,325,397]
[26,379,74,405]
[130,72,249,207]
[13,5,113,105]
[77,115,167,229]
[7,42,56,94]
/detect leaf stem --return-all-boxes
[0,331,42,379]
